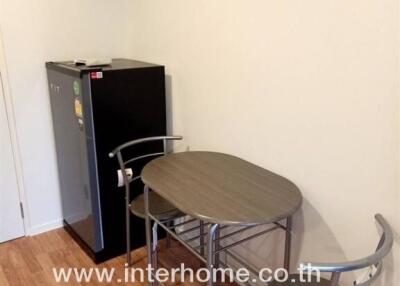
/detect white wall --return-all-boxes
[0,0,132,234]
[127,1,400,285]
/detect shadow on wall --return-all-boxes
[381,225,398,285]
[165,74,186,152]
[165,74,173,135]
[223,199,347,276]
[292,199,350,281]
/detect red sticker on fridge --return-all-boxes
[90,72,103,79]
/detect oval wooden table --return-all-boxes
[141,151,302,286]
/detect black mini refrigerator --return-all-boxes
[46,59,166,263]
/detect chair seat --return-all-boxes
[268,274,335,286]
[130,191,184,220]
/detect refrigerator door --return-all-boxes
[48,71,103,252]
[88,66,166,252]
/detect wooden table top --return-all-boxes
[141,151,302,225]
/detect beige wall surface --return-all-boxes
[0,0,132,234]
[127,1,399,284]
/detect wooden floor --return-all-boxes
[0,228,233,286]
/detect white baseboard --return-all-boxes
[28,219,64,236]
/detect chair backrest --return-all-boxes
[301,214,393,286]
[109,135,183,197]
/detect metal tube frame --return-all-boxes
[149,213,207,264]
[329,272,341,286]
[109,136,183,157]
[284,216,292,272]
[144,185,154,286]
[175,222,211,236]
[199,221,205,256]
[192,225,230,250]
[214,225,220,268]
[171,218,197,228]
[207,224,219,286]
[143,189,292,286]
[124,152,165,166]
[213,225,280,255]
[152,222,159,277]
[116,152,132,265]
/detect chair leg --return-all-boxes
[126,202,131,266]
[207,224,219,286]
[329,272,341,286]
[152,222,160,285]
[144,186,153,286]
[214,225,220,268]
[284,216,293,272]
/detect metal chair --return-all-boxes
[109,135,185,265]
[269,214,393,286]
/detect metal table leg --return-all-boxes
[214,225,220,268]
[329,272,341,286]
[152,222,159,286]
[284,216,292,272]
[126,196,132,265]
[117,151,132,266]
[144,185,154,286]
[207,224,219,286]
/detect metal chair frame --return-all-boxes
[299,214,393,286]
[109,135,183,265]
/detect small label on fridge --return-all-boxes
[90,71,103,80]
[74,98,83,118]
[78,118,84,131]
[73,81,80,95]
